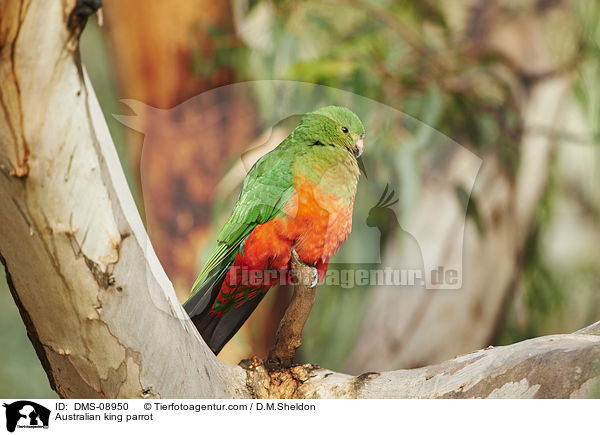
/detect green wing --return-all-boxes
[187,144,295,299]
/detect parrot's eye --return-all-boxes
[341,126,349,134]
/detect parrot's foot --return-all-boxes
[308,267,319,289]
[290,250,319,288]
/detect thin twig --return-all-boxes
[267,250,317,370]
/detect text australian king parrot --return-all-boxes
[184,106,366,354]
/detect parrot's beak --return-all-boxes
[354,137,364,157]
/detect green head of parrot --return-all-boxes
[300,106,366,158]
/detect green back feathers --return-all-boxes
[189,146,295,296]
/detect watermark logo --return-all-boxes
[3,401,50,432]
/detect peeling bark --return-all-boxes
[0,0,598,399]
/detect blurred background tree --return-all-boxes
[1,0,599,396]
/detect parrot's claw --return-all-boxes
[308,267,319,289]
[290,249,320,288]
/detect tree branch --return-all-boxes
[248,329,600,398]
[267,250,317,369]
[0,0,598,399]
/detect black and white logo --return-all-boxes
[3,401,50,433]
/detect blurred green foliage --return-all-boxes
[226,0,523,166]
[495,1,600,345]
[574,1,600,143]
[0,269,55,398]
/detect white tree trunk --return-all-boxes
[0,0,246,399]
[0,0,598,399]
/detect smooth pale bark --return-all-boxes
[0,0,598,399]
[249,328,600,399]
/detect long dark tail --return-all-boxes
[183,266,268,355]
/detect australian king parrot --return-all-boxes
[184,106,365,354]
